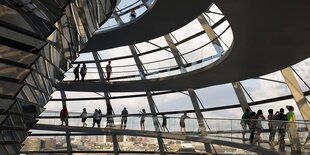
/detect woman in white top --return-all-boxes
[81,108,87,127]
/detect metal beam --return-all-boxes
[281,67,310,131]
[232,82,250,112]
[129,45,165,154]
[66,131,72,155]
[112,134,119,155]
[198,15,248,115]
[164,34,212,154]
[197,14,222,54]
[92,51,105,81]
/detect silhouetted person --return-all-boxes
[162,114,169,132]
[80,63,87,81]
[180,113,190,134]
[60,106,69,126]
[92,109,100,128]
[268,109,276,146]
[240,108,251,140]
[105,60,112,82]
[121,107,128,129]
[140,109,146,131]
[81,108,87,127]
[275,108,287,152]
[106,105,113,128]
[73,64,80,80]
[130,9,136,20]
[98,109,102,128]
[249,112,256,144]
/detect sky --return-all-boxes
[43,0,310,125]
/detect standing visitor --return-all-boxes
[105,60,112,82]
[60,106,69,126]
[130,9,136,20]
[180,113,190,134]
[80,63,87,81]
[162,114,169,132]
[106,105,113,128]
[240,108,251,140]
[81,108,87,127]
[286,105,301,153]
[73,64,80,80]
[255,110,265,144]
[98,109,103,128]
[92,109,100,128]
[249,112,256,144]
[121,107,128,129]
[268,109,277,146]
[140,109,146,131]
[275,108,287,152]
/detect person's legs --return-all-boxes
[241,124,247,140]
[249,128,255,144]
[92,119,95,128]
[287,123,301,152]
[278,129,286,152]
[124,119,127,129]
[65,118,68,126]
[141,120,145,131]
[256,128,262,144]
[97,120,100,128]
[74,73,79,80]
[81,74,85,81]
[269,128,276,145]
[106,72,111,81]
[142,122,145,131]
[180,122,186,134]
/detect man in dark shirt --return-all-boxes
[240,108,251,140]
[121,107,128,129]
[275,108,287,152]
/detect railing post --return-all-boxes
[112,134,119,155]
[66,131,72,155]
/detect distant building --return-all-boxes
[22,138,41,151]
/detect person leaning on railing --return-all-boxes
[240,108,251,140]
